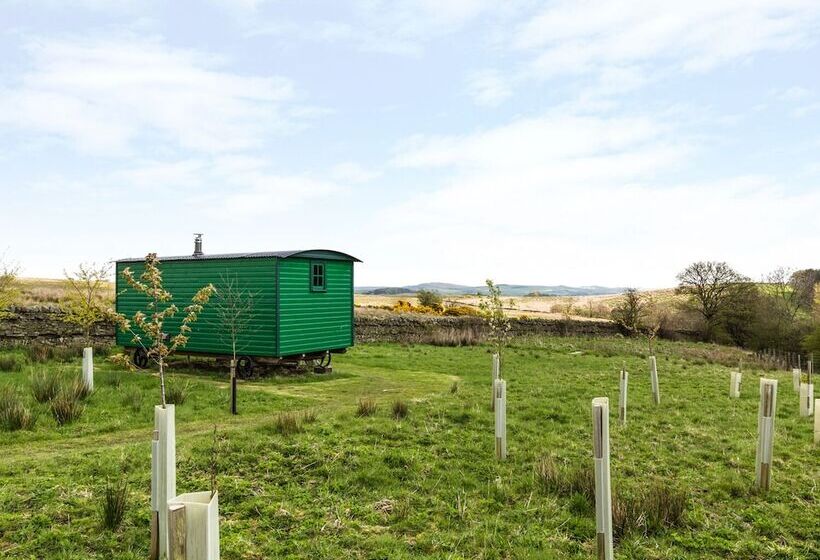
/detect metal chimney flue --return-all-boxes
[193,233,204,257]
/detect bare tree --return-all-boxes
[676,261,751,341]
[610,288,647,335]
[0,254,20,320]
[62,262,112,346]
[211,273,255,414]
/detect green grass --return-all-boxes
[0,337,817,559]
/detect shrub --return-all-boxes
[427,327,481,347]
[443,305,482,317]
[0,354,22,372]
[0,386,36,431]
[416,290,443,310]
[50,390,85,426]
[356,397,378,417]
[99,477,128,530]
[164,381,190,405]
[122,387,143,413]
[30,371,62,403]
[392,399,408,420]
[392,300,441,315]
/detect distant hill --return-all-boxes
[356,283,626,297]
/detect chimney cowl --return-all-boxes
[193,233,204,257]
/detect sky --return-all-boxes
[1,1,819,289]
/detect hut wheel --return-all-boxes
[236,356,254,378]
[133,348,149,369]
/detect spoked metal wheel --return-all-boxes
[133,348,149,369]
[235,356,254,379]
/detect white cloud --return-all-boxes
[374,110,819,286]
[515,1,820,76]
[0,35,307,155]
[465,70,513,107]
[330,162,381,184]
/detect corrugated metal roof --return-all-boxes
[116,249,361,263]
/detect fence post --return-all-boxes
[618,369,628,425]
[494,379,506,460]
[649,356,660,405]
[592,397,613,560]
[755,379,777,491]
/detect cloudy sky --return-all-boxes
[1,1,819,288]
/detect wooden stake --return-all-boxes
[230,359,237,415]
[755,379,777,491]
[618,369,628,425]
[168,503,187,560]
[82,347,94,391]
[494,378,506,460]
[491,353,500,411]
[154,405,177,559]
[649,356,660,405]
[592,397,613,560]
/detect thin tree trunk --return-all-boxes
[160,357,167,408]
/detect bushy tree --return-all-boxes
[611,288,647,335]
[62,262,112,345]
[110,253,215,406]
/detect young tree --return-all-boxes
[211,273,255,414]
[110,253,215,407]
[0,254,20,320]
[676,261,751,341]
[610,288,647,335]
[62,262,112,345]
[479,279,512,356]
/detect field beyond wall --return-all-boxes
[0,337,817,559]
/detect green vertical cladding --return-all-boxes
[115,258,277,356]
[277,258,353,356]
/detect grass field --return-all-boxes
[0,337,817,559]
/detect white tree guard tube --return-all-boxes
[814,399,820,444]
[792,368,801,393]
[730,371,741,398]
[82,347,94,391]
[755,379,777,491]
[799,384,814,417]
[167,491,220,560]
[150,431,160,560]
[592,397,613,560]
[649,356,660,405]
[618,370,628,425]
[491,353,500,411]
[494,379,506,460]
[154,405,177,559]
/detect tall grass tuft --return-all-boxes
[0,386,37,431]
[121,387,143,413]
[69,377,93,401]
[535,455,595,502]
[25,344,80,364]
[50,390,85,426]
[427,327,482,347]
[30,371,62,403]
[356,397,378,417]
[164,380,190,405]
[99,477,128,530]
[0,355,22,372]
[273,411,303,435]
[392,399,409,420]
[449,381,459,394]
